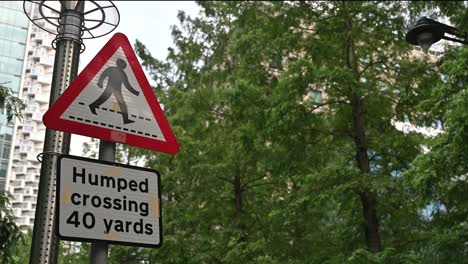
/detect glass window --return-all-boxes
[0,24,28,42]
[0,7,29,28]
[2,142,10,159]
[0,39,26,59]
[0,159,8,178]
[0,56,24,75]
[0,2,23,11]
[0,123,14,140]
[4,127,12,141]
[308,90,322,104]
[0,73,20,92]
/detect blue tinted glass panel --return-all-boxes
[2,142,10,159]
[0,73,20,92]
[0,57,23,75]
[3,126,13,139]
[0,39,26,59]
[0,160,8,179]
[0,7,29,28]
[0,2,23,11]
[0,24,28,42]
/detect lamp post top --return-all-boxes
[405,16,467,51]
[23,0,120,41]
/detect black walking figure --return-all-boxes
[89,58,139,124]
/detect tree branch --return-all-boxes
[358,58,387,78]
[370,151,407,168]
[306,99,349,113]
[306,127,353,138]
[292,25,315,32]
[217,176,233,185]
[241,176,266,191]
[243,181,275,191]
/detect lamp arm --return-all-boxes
[452,31,468,42]
[442,35,468,45]
[430,19,468,45]
[435,20,468,43]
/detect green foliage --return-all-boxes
[0,192,25,264]
[347,248,421,264]
[14,229,31,264]
[0,83,26,124]
[82,138,144,165]
[125,1,468,263]
[405,46,468,264]
[58,241,89,264]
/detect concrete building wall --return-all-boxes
[5,2,56,229]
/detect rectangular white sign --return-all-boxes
[56,155,162,248]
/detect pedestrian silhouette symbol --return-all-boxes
[89,58,139,124]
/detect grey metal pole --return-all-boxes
[29,2,85,264]
[90,140,115,264]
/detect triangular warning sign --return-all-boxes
[43,33,179,154]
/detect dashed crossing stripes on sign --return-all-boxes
[68,115,158,139]
[78,102,152,121]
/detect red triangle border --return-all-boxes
[43,33,179,155]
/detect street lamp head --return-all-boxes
[23,0,120,47]
[406,17,445,52]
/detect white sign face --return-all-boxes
[56,155,162,248]
[61,47,166,141]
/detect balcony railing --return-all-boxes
[30,51,41,59]
[30,133,45,142]
[12,166,26,174]
[35,32,54,49]
[31,112,44,123]
[28,86,40,95]
[29,69,39,77]
[37,74,52,84]
[25,173,36,181]
[18,145,33,153]
[39,57,54,67]
[26,152,41,162]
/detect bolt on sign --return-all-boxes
[56,155,162,247]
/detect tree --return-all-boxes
[13,229,32,264]
[0,192,25,264]
[402,3,468,263]
[82,138,144,165]
[407,48,468,264]
[130,1,455,262]
[0,83,27,263]
[0,83,26,123]
[57,241,89,264]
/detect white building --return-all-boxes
[5,2,56,229]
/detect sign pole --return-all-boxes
[29,2,84,264]
[24,1,120,263]
[90,140,115,263]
